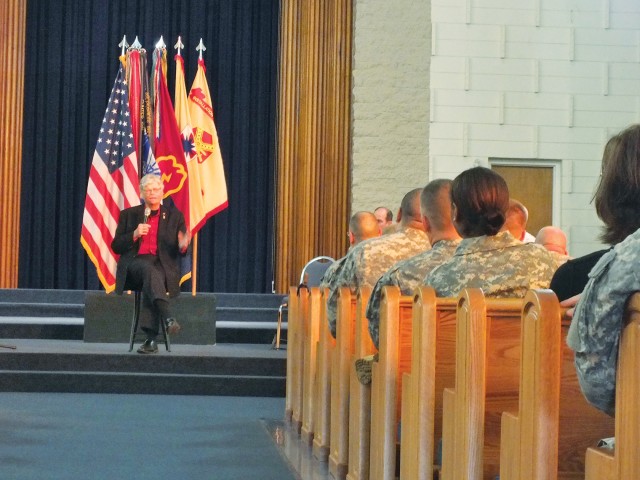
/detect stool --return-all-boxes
[128,291,171,352]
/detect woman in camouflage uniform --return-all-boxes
[567,124,640,415]
[424,166,556,298]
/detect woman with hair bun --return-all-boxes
[424,166,556,297]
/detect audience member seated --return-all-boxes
[535,225,571,268]
[326,189,431,336]
[567,124,640,416]
[503,198,535,243]
[424,167,556,298]
[550,133,622,302]
[320,211,380,288]
[374,206,394,229]
[366,179,461,348]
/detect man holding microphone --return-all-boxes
[112,174,191,354]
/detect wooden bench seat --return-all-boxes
[399,286,457,480]
[346,286,375,480]
[441,289,523,480]
[290,286,309,433]
[312,287,337,460]
[329,287,369,479]
[300,287,325,444]
[500,289,614,480]
[285,286,299,423]
[369,286,414,480]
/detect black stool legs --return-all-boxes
[128,291,171,352]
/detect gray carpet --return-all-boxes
[0,393,295,480]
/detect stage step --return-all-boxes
[0,289,287,344]
[0,340,286,397]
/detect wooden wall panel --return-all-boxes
[275,0,353,292]
[0,0,26,288]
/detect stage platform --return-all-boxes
[0,339,286,397]
[0,289,288,397]
[0,288,288,344]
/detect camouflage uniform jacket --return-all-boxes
[424,231,556,298]
[320,256,347,289]
[366,238,460,348]
[567,228,640,415]
[549,251,571,269]
[326,227,431,337]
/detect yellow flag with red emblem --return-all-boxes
[187,58,228,234]
[174,52,203,234]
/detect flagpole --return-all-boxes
[191,38,207,296]
[191,39,207,297]
[191,233,198,296]
[174,35,198,296]
[118,35,128,57]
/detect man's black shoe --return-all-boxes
[137,339,158,354]
[165,318,181,335]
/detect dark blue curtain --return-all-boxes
[20,0,279,293]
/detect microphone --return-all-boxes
[144,207,151,224]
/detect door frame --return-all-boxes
[489,158,561,228]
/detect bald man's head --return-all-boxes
[349,211,380,245]
[503,198,529,241]
[535,226,568,255]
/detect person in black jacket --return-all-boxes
[112,174,190,354]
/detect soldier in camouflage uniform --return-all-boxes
[566,124,640,416]
[326,188,431,337]
[424,167,556,298]
[425,230,555,297]
[366,179,461,348]
[320,211,380,289]
[566,231,640,415]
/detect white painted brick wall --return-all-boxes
[429,0,640,255]
[350,0,431,215]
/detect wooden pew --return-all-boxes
[500,289,615,480]
[441,289,523,480]
[584,292,640,480]
[346,286,375,480]
[369,286,413,480]
[312,287,337,461]
[300,287,325,444]
[328,287,362,479]
[290,286,310,433]
[285,286,299,423]
[399,287,457,480]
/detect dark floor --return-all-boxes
[0,392,309,480]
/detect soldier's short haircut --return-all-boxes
[349,211,379,243]
[420,179,453,231]
[451,167,509,237]
[400,188,423,223]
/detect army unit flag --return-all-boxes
[188,58,228,234]
[174,52,204,236]
[153,48,190,230]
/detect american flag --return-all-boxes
[81,62,140,292]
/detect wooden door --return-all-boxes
[491,165,553,236]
